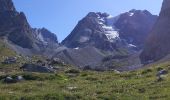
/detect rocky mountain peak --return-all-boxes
[33,28,58,45]
[62,10,157,54]
[0,0,16,12]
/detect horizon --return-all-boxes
[13,0,163,42]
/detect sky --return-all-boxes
[13,0,163,42]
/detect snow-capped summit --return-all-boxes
[62,10,157,52]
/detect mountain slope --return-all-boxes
[140,0,170,63]
[0,0,59,56]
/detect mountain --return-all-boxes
[62,10,157,51]
[0,0,59,56]
[140,0,170,64]
[115,9,157,49]
[55,10,157,69]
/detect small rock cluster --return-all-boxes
[21,64,55,73]
[2,57,17,64]
[20,58,65,73]
[3,76,24,83]
[156,69,168,81]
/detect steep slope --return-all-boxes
[140,0,170,63]
[0,0,59,56]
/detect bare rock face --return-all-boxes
[140,0,170,63]
[0,0,35,48]
[0,0,16,11]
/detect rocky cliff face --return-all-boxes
[33,28,58,45]
[0,0,16,11]
[62,10,157,51]
[0,0,59,56]
[0,0,34,48]
[140,0,170,63]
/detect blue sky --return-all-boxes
[13,0,163,42]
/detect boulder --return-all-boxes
[156,69,168,76]
[16,75,24,81]
[4,76,16,83]
[2,57,17,64]
[21,64,55,73]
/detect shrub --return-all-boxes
[44,94,64,100]
[141,69,152,74]
[157,67,163,71]
[65,69,80,74]
[138,88,146,93]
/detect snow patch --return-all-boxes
[102,25,119,42]
[74,47,79,50]
[129,12,134,16]
[79,36,89,43]
[128,44,137,47]
[105,31,119,42]
[95,13,120,42]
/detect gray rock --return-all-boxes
[16,75,24,81]
[157,69,168,76]
[4,76,16,83]
[2,57,17,64]
[21,64,55,73]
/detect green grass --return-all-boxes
[0,61,170,100]
[0,40,170,99]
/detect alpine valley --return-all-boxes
[1,0,170,99]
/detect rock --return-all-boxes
[2,57,17,64]
[16,75,24,81]
[67,86,77,90]
[4,76,16,83]
[156,69,168,76]
[0,0,16,12]
[50,58,65,65]
[21,64,55,73]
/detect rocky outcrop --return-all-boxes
[0,0,16,11]
[33,28,58,46]
[21,64,55,73]
[140,0,170,63]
